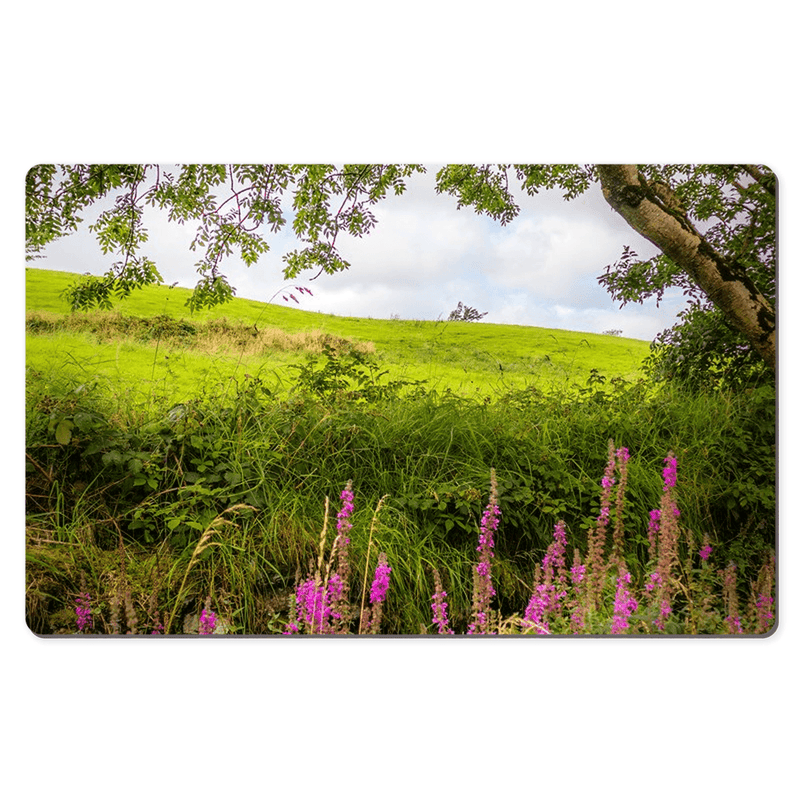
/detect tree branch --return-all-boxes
[596,165,775,371]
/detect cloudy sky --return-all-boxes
[34,165,689,342]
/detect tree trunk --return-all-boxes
[595,165,775,372]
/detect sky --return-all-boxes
[33,165,689,342]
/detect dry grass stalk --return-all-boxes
[357,494,389,635]
[166,504,254,634]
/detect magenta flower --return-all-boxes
[525,519,569,633]
[610,572,638,634]
[468,470,500,635]
[755,594,774,633]
[647,509,661,559]
[199,606,217,635]
[584,441,620,613]
[294,577,333,633]
[75,592,93,633]
[542,520,568,585]
[431,568,453,634]
[337,481,355,537]
[570,563,586,584]
[725,615,743,634]
[523,584,551,634]
[570,608,586,632]
[663,454,678,490]
[360,553,391,634]
[431,591,452,634]
[369,555,391,605]
[645,571,662,593]
[699,544,712,561]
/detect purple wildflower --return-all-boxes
[647,509,661,562]
[698,532,712,563]
[369,555,391,605]
[648,451,680,630]
[755,594,774,633]
[585,442,618,613]
[610,572,638,634]
[569,607,586,632]
[725,615,743,635]
[543,520,569,588]
[326,481,357,631]
[199,606,217,635]
[360,553,391,634]
[610,447,630,572]
[431,593,452,634]
[75,592,93,634]
[525,520,570,633]
[431,568,453,634]
[663,454,678,490]
[337,481,355,537]
[295,577,334,634]
[643,571,670,630]
[523,584,551,634]
[751,554,775,634]
[645,571,662,593]
[468,470,500,635]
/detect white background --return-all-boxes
[6,2,796,798]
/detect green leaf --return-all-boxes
[55,419,73,445]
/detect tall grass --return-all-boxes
[46,444,775,636]
[25,357,775,635]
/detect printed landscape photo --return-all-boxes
[24,164,777,636]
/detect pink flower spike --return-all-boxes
[369,555,391,605]
[75,592,93,633]
[199,606,217,635]
[663,454,678,490]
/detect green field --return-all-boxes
[24,268,775,636]
[26,267,651,405]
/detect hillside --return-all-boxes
[25,267,651,403]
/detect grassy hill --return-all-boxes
[25,267,651,405]
[24,269,776,636]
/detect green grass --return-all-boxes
[24,267,775,636]
[26,267,651,403]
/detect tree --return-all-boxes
[593,165,775,385]
[26,163,776,383]
[448,301,488,322]
[26,164,424,311]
